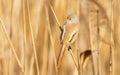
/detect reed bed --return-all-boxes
[0,0,120,75]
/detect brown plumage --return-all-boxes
[57,14,80,68]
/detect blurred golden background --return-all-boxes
[0,0,120,75]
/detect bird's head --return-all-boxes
[67,14,79,24]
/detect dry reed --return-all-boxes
[0,0,119,75]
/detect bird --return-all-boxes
[57,14,80,69]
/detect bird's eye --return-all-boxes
[69,18,72,20]
[67,16,71,20]
[69,17,71,20]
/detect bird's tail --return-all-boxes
[57,44,67,69]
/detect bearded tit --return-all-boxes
[57,14,80,68]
